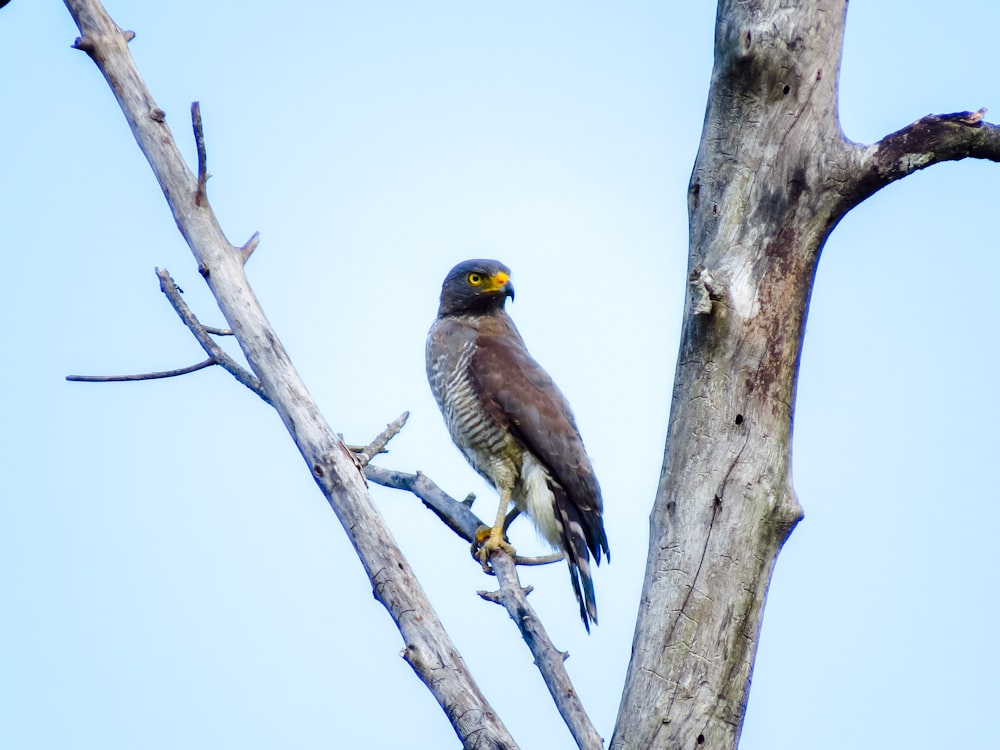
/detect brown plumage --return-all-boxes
[426,259,608,630]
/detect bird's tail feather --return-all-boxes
[555,493,604,632]
[568,560,598,633]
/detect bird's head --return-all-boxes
[437,259,515,317]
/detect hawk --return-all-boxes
[426,259,609,630]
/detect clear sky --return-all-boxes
[2,2,998,749]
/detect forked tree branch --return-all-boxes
[66,272,247,387]
[483,551,606,750]
[613,4,1000,747]
[62,1,517,747]
[360,420,600,748]
[365,462,602,749]
[351,412,411,468]
[156,267,270,402]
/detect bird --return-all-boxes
[426,259,609,630]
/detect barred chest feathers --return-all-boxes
[426,319,563,549]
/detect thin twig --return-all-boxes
[67,358,215,382]
[155,267,270,404]
[240,231,260,265]
[203,325,233,336]
[191,101,208,206]
[477,583,533,604]
[352,412,409,468]
[512,552,564,566]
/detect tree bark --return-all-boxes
[613,2,1000,748]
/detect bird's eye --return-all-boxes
[467,272,484,286]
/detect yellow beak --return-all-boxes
[487,271,514,300]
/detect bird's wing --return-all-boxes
[469,328,608,563]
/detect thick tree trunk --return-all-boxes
[614,1,1000,745]
[612,3,847,747]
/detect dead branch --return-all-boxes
[67,358,215,382]
[365,465,564,568]
[156,268,269,404]
[191,101,209,206]
[239,232,260,265]
[485,550,605,750]
[366,465,484,541]
[63,1,517,747]
[352,412,410,468]
[844,109,1000,211]
[66,273,245,388]
[365,459,596,747]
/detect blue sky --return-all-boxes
[2,2,998,749]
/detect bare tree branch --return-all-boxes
[67,358,216,382]
[366,465,485,541]
[239,231,260,265]
[352,412,410,468]
[354,418,590,747]
[505,551,564,567]
[483,550,606,750]
[366,460,595,747]
[365,465,564,569]
[63,1,518,747]
[844,110,1000,211]
[191,101,208,207]
[156,267,270,404]
[64,273,242,387]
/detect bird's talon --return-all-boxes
[473,525,492,547]
[471,525,515,571]
[475,547,494,573]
